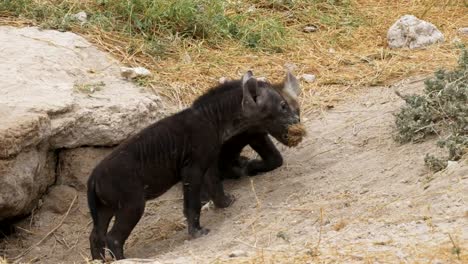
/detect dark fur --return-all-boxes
[87,73,300,260]
[193,78,301,182]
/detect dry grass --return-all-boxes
[286,123,307,147]
[1,1,466,114]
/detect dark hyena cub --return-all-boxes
[87,71,301,260]
[194,72,302,183]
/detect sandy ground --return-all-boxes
[1,77,467,263]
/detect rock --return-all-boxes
[387,15,444,49]
[0,109,50,159]
[300,74,316,83]
[0,149,56,220]
[0,26,164,149]
[303,25,318,33]
[72,11,87,23]
[219,76,229,84]
[201,200,214,211]
[458,27,468,35]
[120,66,152,79]
[57,147,114,191]
[446,160,458,169]
[0,26,166,220]
[247,6,256,13]
[229,250,248,258]
[42,185,77,214]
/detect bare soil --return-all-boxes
[1,77,467,263]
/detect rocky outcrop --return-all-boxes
[0,26,166,221]
[57,147,114,191]
[0,146,56,220]
[387,15,444,49]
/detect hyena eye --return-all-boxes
[280,101,287,111]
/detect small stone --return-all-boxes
[446,160,458,169]
[219,77,229,84]
[247,6,255,13]
[182,53,191,64]
[72,11,87,23]
[328,48,336,54]
[229,250,248,258]
[201,200,214,211]
[120,67,151,79]
[303,26,318,33]
[458,27,468,35]
[300,74,316,83]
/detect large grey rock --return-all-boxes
[0,108,50,159]
[387,15,444,49]
[57,147,114,191]
[0,26,166,220]
[0,148,56,219]
[0,26,164,149]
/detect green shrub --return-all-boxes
[395,47,468,171]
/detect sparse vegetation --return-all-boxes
[395,47,468,171]
[1,1,465,108]
[0,0,290,53]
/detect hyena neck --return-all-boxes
[192,89,257,142]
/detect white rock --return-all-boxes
[301,74,316,83]
[387,15,444,49]
[328,48,336,54]
[229,250,248,258]
[0,26,165,220]
[121,66,152,79]
[446,160,458,169]
[219,76,229,84]
[458,27,468,35]
[303,26,318,33]
[72,11,87,23]
[201,200,214,211]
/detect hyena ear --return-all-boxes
[283,71,301,99]
[241,70,259,118]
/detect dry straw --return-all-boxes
[1,1,466,113]
[286,123,307,147]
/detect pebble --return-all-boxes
[219,77,229,84]
[300,74,316,83]
[229,250,248,258]
[458,27,468,35]
[120,67,151,79]
[72,11,87,23]
[303,25,318,33]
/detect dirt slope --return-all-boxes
[1,78,467,263]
